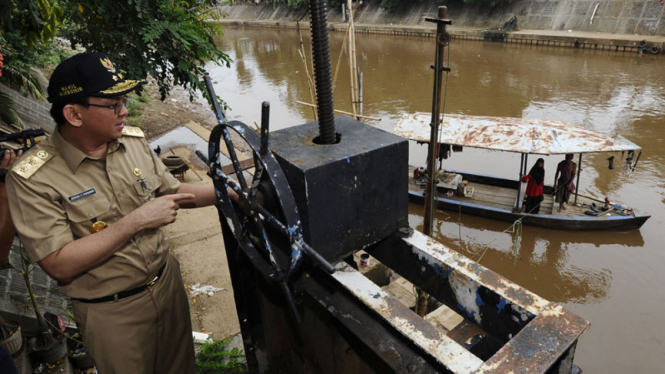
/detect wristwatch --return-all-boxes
[0,169,7,183]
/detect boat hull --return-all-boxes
[409,170,650,231]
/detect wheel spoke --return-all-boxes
[254,216,284,274]
[221,126,248,190]
[248,154,264,202]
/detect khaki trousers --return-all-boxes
[72,255,195,374]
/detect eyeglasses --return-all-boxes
[77,97,129,115]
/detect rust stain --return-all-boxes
[300,136,316,146]
[395,113,641,155]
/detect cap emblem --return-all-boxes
[100,57,116,73]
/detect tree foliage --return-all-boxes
[0,0,230,108]
[0,0,64,127]
[64,1,231,100]
[0,0,64,47]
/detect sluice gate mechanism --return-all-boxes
[204,2,589,373]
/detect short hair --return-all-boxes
[49,98,88,127]
[49,102,67,126]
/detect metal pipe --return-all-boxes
[359,70,363,115]
[204,74,248,190]
[515,153,525,211]
[423,6,450,236]
[260,101,270,155]
[574,154,582,204]
[634,150,642,167]
[308,0,336,144]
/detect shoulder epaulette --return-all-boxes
[12,150,54,179]
[122,126,145,138]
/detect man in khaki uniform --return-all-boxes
[1,149,21,263]
[6,52,225,373]
[1,149,21,374]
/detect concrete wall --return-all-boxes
[497,0,665,35]
[218,0,665,36]
[0,83,54,133]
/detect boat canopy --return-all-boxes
[394,113,641,155]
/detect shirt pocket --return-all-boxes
[64,196,112,237]
[132,174,163,200]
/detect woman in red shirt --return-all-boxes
[521,158,545,214]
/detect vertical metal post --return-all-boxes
[347,0,360,119]
[423,7,451,236]
[634,150,642,167]
[359,70,363,115]
[574,154,583,204]
[260,101,270,155]
[523,154,529,175]
[516,153,525,211]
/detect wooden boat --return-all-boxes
[395,113,650,231]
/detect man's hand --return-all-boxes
[128,193,195,231]
[0,149,21,170]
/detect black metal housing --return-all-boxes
[269,116,409,262]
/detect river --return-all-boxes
[205,27,665,373]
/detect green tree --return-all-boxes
[0,0,231,129]
[0,0,64,128]
[0,0,64,47]
[64,0,231,100]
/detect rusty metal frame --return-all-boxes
[365,230,590,373]
[221,212,589,374]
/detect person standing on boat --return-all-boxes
[553,154,577,212]
[521,158,545,214]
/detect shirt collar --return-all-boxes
[53,129,126,173]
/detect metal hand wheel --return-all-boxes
[203,75,334,322]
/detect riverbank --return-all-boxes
[219,19,665,53]
[217,1,665,35]
[214,1,665,53]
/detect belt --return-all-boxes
[73,263,166,304]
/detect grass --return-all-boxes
[195,336,248,374]
[126,92,151,129]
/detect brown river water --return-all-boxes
[205,27,665,373]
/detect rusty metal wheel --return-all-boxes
[203,75,334,322]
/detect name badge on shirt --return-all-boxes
[68,188,97,203]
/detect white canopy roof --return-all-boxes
[394,113,641,155]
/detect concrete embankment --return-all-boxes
[214,0,665,53]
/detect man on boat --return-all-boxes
[553,154,577,212]
[5,52,234,373]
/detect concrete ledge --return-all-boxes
[215,19,665,54]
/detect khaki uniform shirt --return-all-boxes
[6,127,180,299]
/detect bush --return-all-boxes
[196,336,248,374]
